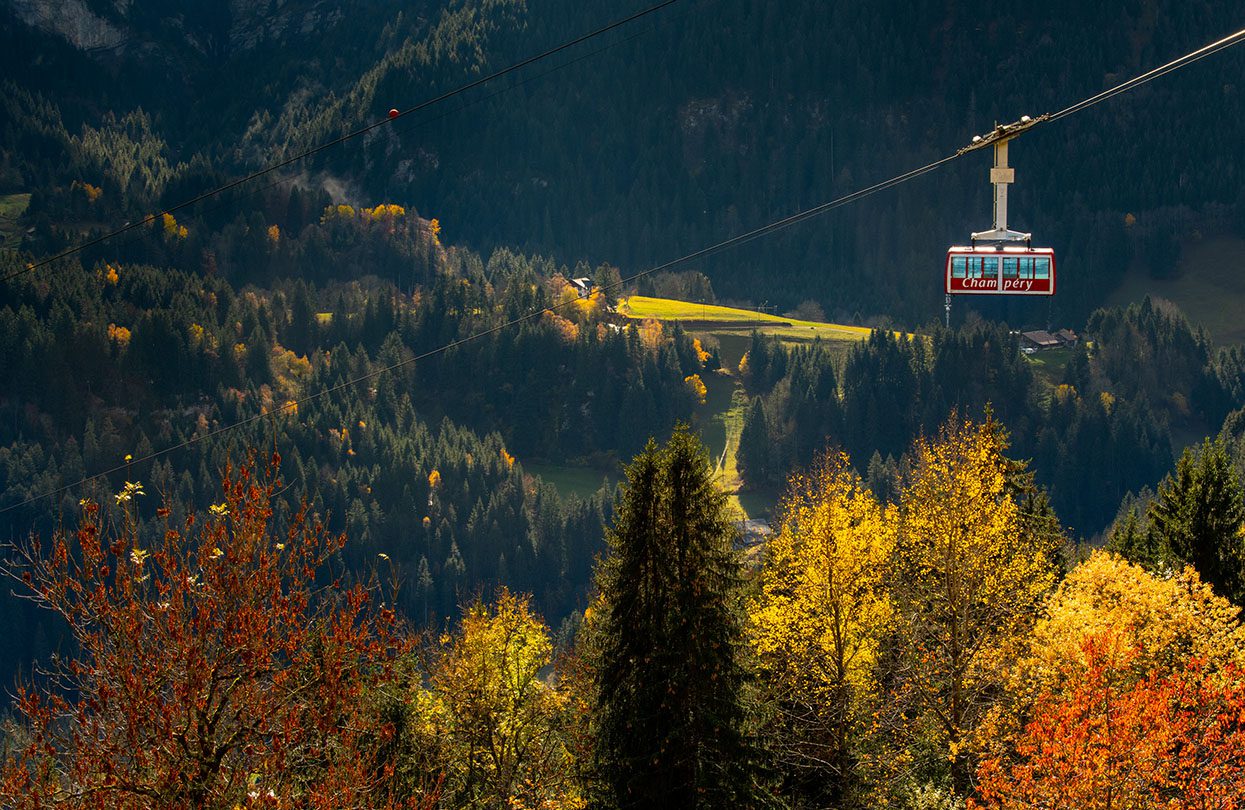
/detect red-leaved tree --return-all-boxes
[0,453,437,809]
[974,634,1245,809]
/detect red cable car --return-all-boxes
[946,116,1055,299]
[945,245,1055,295]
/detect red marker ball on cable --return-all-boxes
[388,109,400,120]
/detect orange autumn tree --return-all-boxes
[0,454,433,810]
[973,636,1245,809]
[974,552,1245,809]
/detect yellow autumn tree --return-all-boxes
[321,204,356,224]
[544,311,580,343]
[748,452,895,806]
[366,203,406,220]
[573,289,604,321]
[638,318,664,350]
[161,211,187,239]
[413,589,584,809]
[106,323,131,349]
[684,373,707,405]
[1016,550,1245,698]
[888,414,1061,799]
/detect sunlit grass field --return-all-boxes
[618,295,874,343]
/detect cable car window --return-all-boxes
[1018,257,1033,279]
[1002,258,1019,279]
[951,256,967,278]
[1034,257,1050,279]
[982,257,999,278]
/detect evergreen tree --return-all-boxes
[737,396,770,484]
[592,427,761,807]
[1149,437,1245,604]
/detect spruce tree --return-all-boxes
[1105,506,1170,572]
[1150,437,1245,603]
[737,397,770,483]
[593,427,760,807]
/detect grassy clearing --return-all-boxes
[706,379,744,482]
[1025,347,1073,388]
[1107,236,1245,345]
[709,382,749,520]
[0,193,31,249]
[697,372,780,522]
[521,461,616,502]
[619,295,873,344]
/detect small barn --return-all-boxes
[569,277,593,298]
[1055,328,1079,347]
[1020,330,1062,351]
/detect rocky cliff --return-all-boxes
[5,0,353,57]
[8,0,126,51]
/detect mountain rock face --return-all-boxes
[5,0,350,56]
[8,0,125,51]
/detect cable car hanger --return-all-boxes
[959,114,1049,247]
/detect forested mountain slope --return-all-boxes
[3,0,1244,326]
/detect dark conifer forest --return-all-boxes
[3,1,1245,807]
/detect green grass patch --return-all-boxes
[0,193,31,249]
[696,369,737,464]
[703,380,780,522]
[1025,347,1073,388]
[619,295,874,344]
[1107,236,1245,345]
[521,461,615,502]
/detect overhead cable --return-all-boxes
[5,21,1245,513]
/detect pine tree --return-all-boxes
[1105,497,1171,573]
[592,427,760,807]
[1149,437,1245,604]
[738,396,770,484]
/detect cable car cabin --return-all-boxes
[945,246,1055,295]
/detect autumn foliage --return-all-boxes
[749,453,894,803]
[885,415,1060,795]
[3,418,1244,808]
[412,589,583,808]
[974,550,1245,808]
[974,639,1245,809]
[0,454,428,810]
